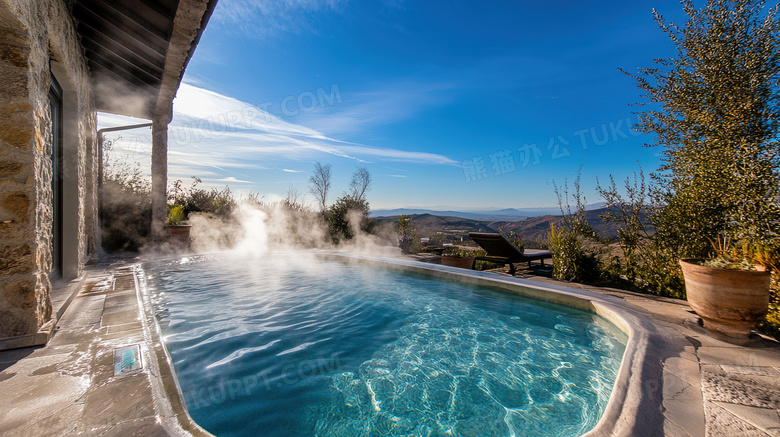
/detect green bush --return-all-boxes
[101,136,151,252]
[469,249,506,271]
[101,179,151,252]
[620,0,780,308]
[171,177,235,218]
[442,247,482,257]
[428,232,445,247]
[408,237,426,254]
[547,171,605,284]
[595,168,687,297]
[326,194,374,243]
[548,222,602,283]
[473,259,504,271]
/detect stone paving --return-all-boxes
[2,261,156,435]
[0,254,778,436]
[0,257,199,436]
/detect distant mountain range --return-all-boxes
[371,204,605,222]
[372,205,628,244]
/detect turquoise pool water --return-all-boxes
[145,255,626,437]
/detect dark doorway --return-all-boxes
[49,74,63,278]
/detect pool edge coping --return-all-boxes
[132,263,216,437]
[135,251,664,436]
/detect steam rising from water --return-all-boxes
[230,204,270,254]
[186,201,397,258]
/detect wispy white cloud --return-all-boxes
[213,176,254,184]
[100,83,456,193]
[300,81,456,136]
[389,175,407,178]
[383,166,408,173]
[169,83,457,168]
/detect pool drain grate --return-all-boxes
[113,345,143,376]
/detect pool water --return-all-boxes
[144,255,626,437]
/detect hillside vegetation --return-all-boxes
[374,207,629,246]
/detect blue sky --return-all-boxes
[100,0,690,210]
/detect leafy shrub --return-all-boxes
[102,179,151,252]
[547,171,605,284]
[409,237,426,254]
[442,247,481,257]
[594,168,687,297]
[473,259,505,271]
[606,0,780,309]
[326,194,374,243]
[171,177,235,218]
[548,222,601,283]
[469,248,506,271]
[428,232,445,247]
[101,136,151,252]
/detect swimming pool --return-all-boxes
[142,254,628,437]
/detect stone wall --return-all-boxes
[0,0,96,343]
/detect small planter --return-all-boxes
[164,224,191,247]
[440,255,475,269]
[680,259,771,339]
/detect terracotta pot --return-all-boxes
[679,259,771,338]
[164,224,191,236]
[164,224,191,247]
[440,255,475,269]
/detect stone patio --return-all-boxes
[0,254,778,436]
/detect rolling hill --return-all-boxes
[374,207,629,246]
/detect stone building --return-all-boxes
[0,0,218,349]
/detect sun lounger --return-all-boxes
[468,232,552,276]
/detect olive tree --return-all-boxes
[624,0,780,258]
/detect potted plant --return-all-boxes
[440,247,480,269]
[680,237,775,339]
[164,204,191,243]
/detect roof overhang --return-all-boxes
[71,0,218,120]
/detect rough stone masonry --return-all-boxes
[0,0,98,344]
